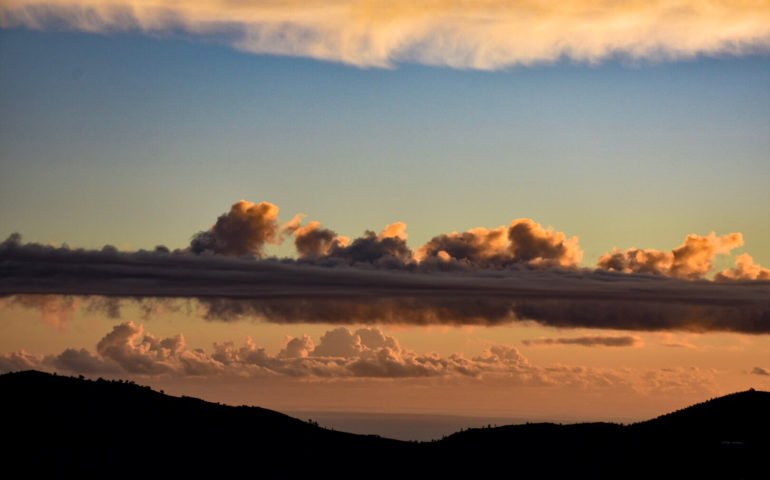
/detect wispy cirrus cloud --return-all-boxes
[2,1,769,69]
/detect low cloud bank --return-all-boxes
[0,322,718,396]
[0,321,537,380]
[2,199,769,333]
[2,231,769,333]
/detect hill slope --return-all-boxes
[1,371,767,477]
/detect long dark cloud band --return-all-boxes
[2,240,769,333]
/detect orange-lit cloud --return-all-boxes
[597,232,744,279]
[3,229,770,332]
[379,222,408,240]
[2,1,768,69]
[190,200,285,257]
[658,333,697,349]
[294,221,348,257]
[522,335,642,348]
[0,321,538,379]
[715,254,770,281]
[0,322,724,400]
[290,217,410,265]
[417,219,582,269]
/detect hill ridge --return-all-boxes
[1,370,767,477]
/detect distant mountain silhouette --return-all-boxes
[1,371,767,478]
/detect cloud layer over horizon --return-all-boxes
[2,199,769,333]
[2,0,769,69]
[0,321,721,398]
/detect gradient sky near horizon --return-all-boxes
[1,1,769,428]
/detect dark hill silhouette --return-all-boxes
[1,370,767,478]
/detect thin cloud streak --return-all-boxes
[522,335,643,347]
[2,1,769,69]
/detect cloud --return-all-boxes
[190,200,287,257]
[95,321,185,374]
[293,221,349,257]
[322,228,413,267]
[639,366,716,396]
[2,233,770,333]
[379,222,408,240]
[0,350,45,372]
[417,219,582,269]
[0,321,522,380]
[750,367,770,376]
[50,348,120,374]
[0,294,80,330]
[715,254,770,281]
[1,1,769,69]
[657,333,697,349]
[416,226,508,266]
[291,219,411,265]
[597,232,744,279]
[508,219,582,268]
[0,322,721,398]
[522,335,643,347]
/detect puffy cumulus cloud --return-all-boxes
[190,200,289,257]
[324,229,413,267]
[418,219,582,269]
[2,1,769,69]
[278,335,314,359]
[291,220,410,265]
[417,226,508,266]
[472,345,531,369]
[311,328,362,358]
[522,335,643,348]
[0,322,561,381]
[96,321,187,374]
[597,232,744,280]
[293,221,349,257]
[508,219,583,268]
[0,323,724,396]
[379,222,408,240]
[50,348,120,374]
[715,254,770,281]
[0,350,46,372]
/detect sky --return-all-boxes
[1,1,769,435]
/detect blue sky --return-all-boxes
[1,28,768,266]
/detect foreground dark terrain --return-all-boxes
[1,371,767,478]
